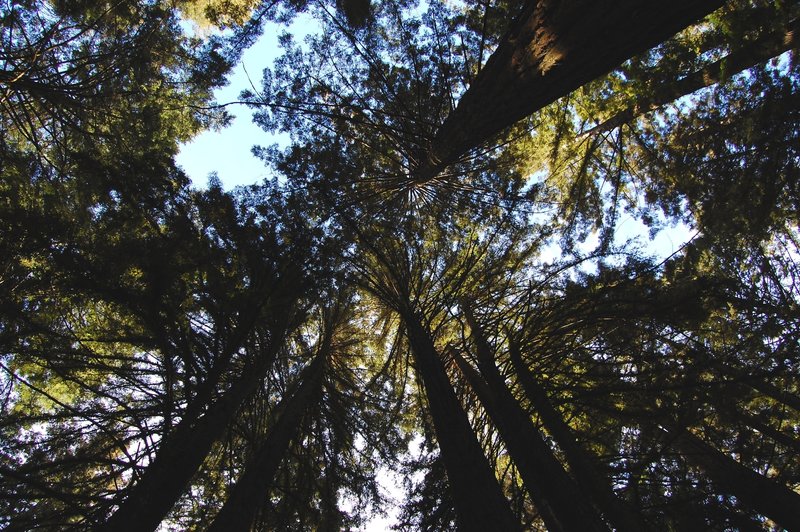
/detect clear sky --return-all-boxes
[176,16,317,190]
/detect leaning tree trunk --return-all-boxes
[580,16,800,137]
[450,349,607,532]
[98,335,287,532]
[402,310,521,531]
[455,307,612,531]
[507,338,650,532]
[413,0,724,183]
[207,351,326,532]
[666,425,800,531]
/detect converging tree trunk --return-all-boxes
[98,337,287,532]
[455,307,610,532]
[666,426,800,531]
[507,339,650,532]
[413,0,724,183]
[402,310,521,532]
[207,351,326,532]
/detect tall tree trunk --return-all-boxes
[97,339,285,532]
[413,0,724,183]
[402,310,521,531]
[580,17,800,137]
[207,352,326,532]
[507,339,650,532]
[666,426,800,531]
[456,307,612,531]
[450,348,607,532]
[721,365,800,413]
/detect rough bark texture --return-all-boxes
[207,352,326,532]
[402,311,521,532]
[667,426,800,531]
[581,17,800,137]
[507,340,650,532]
[97,341,283,532]
[414,0,725,183]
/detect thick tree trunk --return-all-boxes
[734,409,800,455]
[402,311,521,531]
[722,366,800,414]
[207,352,326,532]
[580,17,800,137]
[507,339,650,532]
[666,426,800,531]
[97,341,284,532]
[413,0,724,183]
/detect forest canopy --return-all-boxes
[1,0,799,530]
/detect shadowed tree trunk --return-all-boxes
[98,333,288,532]
[402,310,521,532]
[717,403,800,455]
[506,338,650,532]
[413,0,724,183]
[454,306,613,531]
[666,426,800,531]
[207,351,326,532]
[450,348,607,532]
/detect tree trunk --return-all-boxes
[456,308,611,531]
[716,401,800,455]
[580,17,800,137]
[207,352,326,532]
[413,0,724,183]
[507,339,650,532]
[97,340,284,532]
[402,310,521,532]
[451,348,607,532]
[723,367,800,413]
[666,426,800,531]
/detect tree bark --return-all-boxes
[451,347,607,532]
[716,400,800,455]
[507,339,650,532]
[402,310,521,532]
[580,17,800,138]
[456,307,611,531]
[666,426,800,531]
[413,0,724,183]
[97,340,285,532]
[207,352,326,532]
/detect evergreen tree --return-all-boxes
[2,0,799,530]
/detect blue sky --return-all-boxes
[176,16,317,189]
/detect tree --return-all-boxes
[3,0,800,530]
[351,218,522,530]
[413,0,726,184]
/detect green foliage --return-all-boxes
[2,0,799,530]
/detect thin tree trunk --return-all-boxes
[413,0,724,183]
[666,426,800,531]
[507,339,650,532]
[580,17,800,138]
[97,340,285,532]
[402,310,521,531]
[207,352,326,532]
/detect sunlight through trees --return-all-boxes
[2,0,799,530]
